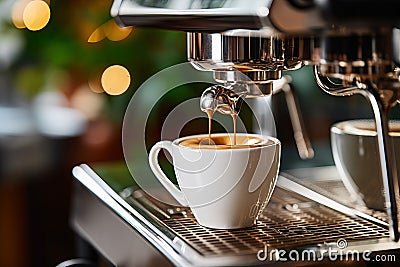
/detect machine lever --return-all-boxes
[274,76,315,160]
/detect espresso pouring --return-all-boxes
[200,84,246,145]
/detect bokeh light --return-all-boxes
[70,85,105,120]
[23,0,51,31]
[11,0,31,29]
[12,0,52,31]
[87,26,106,43]
[88,72,105,93]
[101,65,131,95]
[88,20,133,43]
[105,20,133,42]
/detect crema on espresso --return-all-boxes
[179,134,271,149]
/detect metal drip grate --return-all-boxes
[298,179,389,223]
[126,186,390,257]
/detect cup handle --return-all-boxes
[149,141,188,206]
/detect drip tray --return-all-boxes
[123,185,389,259]
[72,164,399,266]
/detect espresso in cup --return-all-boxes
[149,133,281,229]
[331,120,400,211]
[179,134,271,149]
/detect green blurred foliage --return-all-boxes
[12,0,187,122]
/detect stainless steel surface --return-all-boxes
[289,167,389,223]
[110,0,400,243]
[72,164,400,266]
[111,0,275,32]
[187,31,303,96]
[316,32,394,79]
[187,31,285,73]
[128,187,389,256]
[71,164,188,267]
[111,0,400,32]
[310,32,400,240]
[277,76,314,159]
[72,180,174,267]
[111,1,400,89]
[314,66,400,241]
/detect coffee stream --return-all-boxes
[200,85,246,145]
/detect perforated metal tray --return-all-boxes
[73,164,400,266]
[124,185,389,259]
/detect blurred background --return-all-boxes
[0,1,399,267]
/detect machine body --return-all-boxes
[111,0,400,241]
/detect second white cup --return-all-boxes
[331,120,400,210]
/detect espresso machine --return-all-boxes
[69,0,400,266]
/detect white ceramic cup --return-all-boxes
[148,133,281,229]
[331,120,400,211]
